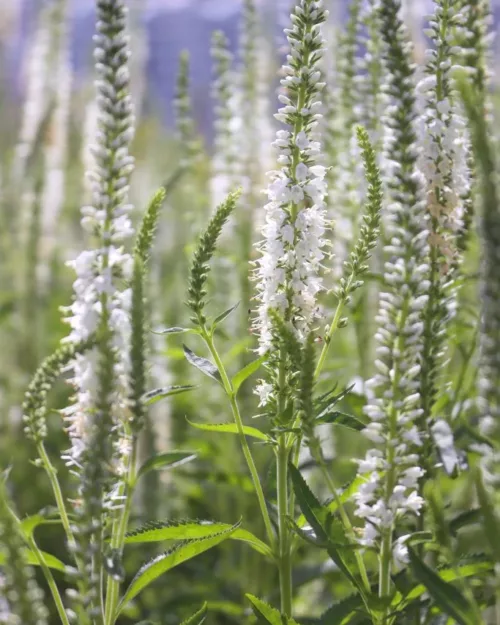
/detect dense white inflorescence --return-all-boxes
[354,0,429,567]
[62,0,136,477]
[254,0,329,358]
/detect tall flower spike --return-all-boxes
[254,0,329,357]
[61,0,135,612]
[416,0,471,450]
[174,51,201,167]
[354,0,429,579]
[211,31,237,207]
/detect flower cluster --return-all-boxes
[355,0,429,567]
[254,0,329,357]
[62,0,135,478]
[416,0,471,433]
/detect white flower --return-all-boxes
[62,0,135,478]
[254,0,328,356]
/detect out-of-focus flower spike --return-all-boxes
[355,0,428,578]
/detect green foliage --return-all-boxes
[117,522,240,614]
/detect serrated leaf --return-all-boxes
[183,345,222,384]
[186,418,269,441]
[0,550,66,573]
[143,386,196,405]
[124,519,272,557]
[116,522,240,615]
[212,303,239,328]
[289,464,360,591]
[232,355,266,393]
[408,548,478,625]
[137,452,196,480]
[246,594,302,625]
[318,594,364,625]
[315,411,365,431]
[180,602,208,625]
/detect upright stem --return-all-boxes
[37,443,77,551]
[201,329,275,547]
[104,440,138,625]
[277,436,292,616]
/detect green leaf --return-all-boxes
[232,355,266,393]
[180,602,208,625]
[137,452,197,480]
[154,327,194,335]
[408,548,478,625]
[117,522,240,615]
[246,594,302,625]
[20,507,60,538]
[143,386,196,405]
[296,476,364,529]
[212,303,239,328]
[475,470,500,563]
[318,594,364,625]
[183,345,222,384]
[124,519,272,557]
[449,509,481,535]
[288,464,360,591]
[0,550,66,573]
[315,411,365,431]
[186,418,269,441]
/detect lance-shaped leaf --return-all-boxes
[315,410,365,431]
[186,418,269,441]
[318,594,364,625]
[212,302,239,328]
[137,451,197,480]
[20,507,60,538]
[232,355,266,393]
[116,522,240,616]
[124,519,272,557]
[180,602,208,625]
[408,548,478,625]
[0,550,66,573]
[246,594,303,625]
[183,345,222,384]
[143,386,196,406]
[289,464,360,591]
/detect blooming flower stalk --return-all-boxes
[416,0,471,438]
[355,0,429,593]
[254,0,328,358]
[61,0,136,614]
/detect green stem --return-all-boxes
[277,436,292,616]
[314,295,348,380]
[104,439,138,625]
[28,535,71,625]
[315,456,371,593]
[201,328,275,547]
[37,443,77,551]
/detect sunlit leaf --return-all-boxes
[124,519,272,557]
[116,522,240,615]
[186,419,269,441]
[232,355,266,393]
